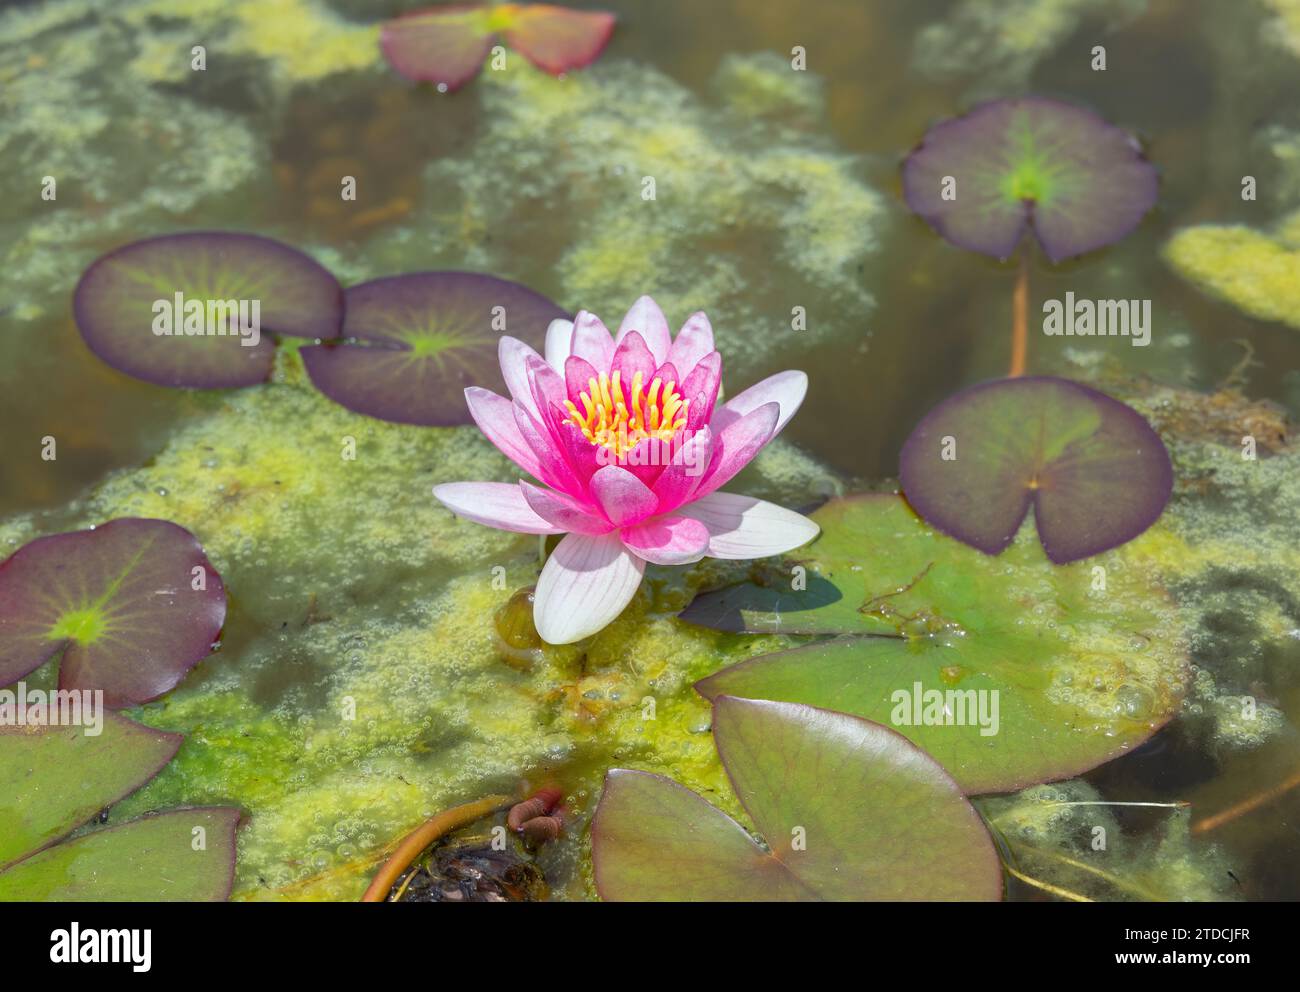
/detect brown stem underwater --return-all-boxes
[360,794,512,902]
[1192,767,1300,836]
[1009,253,1029,378]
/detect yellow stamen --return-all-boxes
[562,369,689,458]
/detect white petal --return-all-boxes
[498,336,545,418]
[534,532,646,644]
[544,318,575,372]
[433,482,562,535]
[678,491,819,559]
[570,310,615,371]
[712,370,808,439]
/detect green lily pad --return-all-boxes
[591,697,1002,901]
[898,376,1173,564]
[0,808,240,902]
[688,495,1189,794]
[902,97,1158,262]
[0,713,240,901]
[0,712,180,869]
[0,519,227,709]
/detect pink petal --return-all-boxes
[503,5,617,77]
[465,386,544,479]
[651,426,713,513]
[534,532,644,644]
[712,370,807,439]
[525,353,567,429]
[667,311,714,378]
[615,296,671,367]
[564,354,601,406]
[695,401,780,499]
[610,330,657,392]
[590,465,659,526]
[570,310,614,371]
[499,336,546,418]
[555,419,604,492]
[525,353,566,410]
[544,318,574,372]
[679,351,721,432]
[621,514,710,566]
[433,481,562,534]
[615,449,670,490]
[652,361,680,387]
[520,481,611,535]
[514,402,583,495]
[678,492,819,559]
[380,6,495,89]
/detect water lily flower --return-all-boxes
[434,296,819,644]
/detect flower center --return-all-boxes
[562,370,689,458]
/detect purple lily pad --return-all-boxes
[899,376,1173,563]
[902,97,1158,262]
[380,3,616,89]
[73,231,343,388]
[0,519,227,708]
[301,271,567,426]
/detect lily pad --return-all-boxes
[591,696,1002,901]
[902,97,1158,262]
[0,711,180,870]
[301,272,567,425]
[898,376,1173,563]
[688,494,1188,794]
[0,808,240,902]
[0,712,240,901]
[381,3,616,90]
[73,231,343,388]
[502,4,617,76]
[0,518,227,709]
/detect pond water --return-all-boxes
[2,0,1299,902]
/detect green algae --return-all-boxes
[1163,211,1300,331]
[710,50,825,123]
[0,4,266,334]
[1092,374,1300,760]
[354,55,889,379]
[0,0,377,347]
[911,0,1147,88]
[118,0,381,89]
[982,780,1238,901]
[1261,0,1300,60]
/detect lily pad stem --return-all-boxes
[1009,252,1029,377]
[1192,767,1300,835]
[360,794,511,902]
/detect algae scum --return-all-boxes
[2,0,1300,901]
